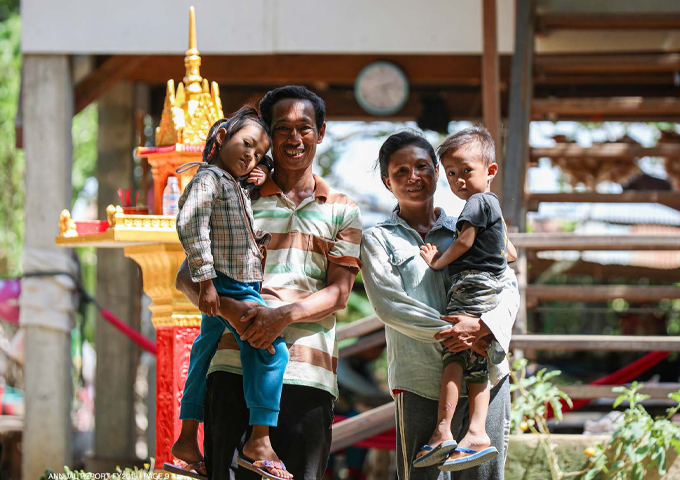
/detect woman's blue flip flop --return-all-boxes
[413,440,458,468]
[438,446,498,471]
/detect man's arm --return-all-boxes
[238,262,356,348]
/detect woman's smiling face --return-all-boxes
[382,145,438,208]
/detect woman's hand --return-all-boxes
[239,306,288,351]
[419,243,439,268]
[435,314,491,353]
[247,166,268,186]
[470,334,492,358]
[198,280,220,317]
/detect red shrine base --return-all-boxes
[156,325,204,465]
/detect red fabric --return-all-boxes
[548,351,670,418]
[334,415,396,450]
[100,308,157,355]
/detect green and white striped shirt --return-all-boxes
[208,174,362,398]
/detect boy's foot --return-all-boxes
[415,424,455,460]
[242,437,293,479]
[171,437,206,476]
[439,433,497,471]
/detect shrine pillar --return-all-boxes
[21,54,75,480]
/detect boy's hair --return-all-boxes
[437,126,496,167]
[259,85,326,131]
[375,130,437,182]
[203,105,271,165]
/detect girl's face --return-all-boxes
[216,122,270,178]
[382,145,438,209]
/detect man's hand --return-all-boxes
[435,314,491,353]
[239,306,288,350]
[419,243,439,268]
[198,280,220,317]
[247,166,268,186]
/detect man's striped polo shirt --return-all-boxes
[208,174,362,398]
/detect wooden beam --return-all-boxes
[537,13,680,31]
[526,191,680,211]
[561,383,680,400]
[536,53,680,75]
[126,54,512,86]
[511,334,680,352]
[330,402,395,453]
[526,285,680,302]
[482,0,503,201]
[74,55,146,115]
[337,315,383,342]
[531,143,680,160]
[532,97,680,121]
[502,0,534,230]
[338,330,386,359]
[509,233,680,251]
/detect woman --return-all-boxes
[360,131,519,480]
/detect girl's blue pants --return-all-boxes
[178,271,289,427]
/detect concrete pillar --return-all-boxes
[89,81,143,471]
[20,54,75,480]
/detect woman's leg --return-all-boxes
[450,375,511,480]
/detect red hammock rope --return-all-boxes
[100,308,157,355]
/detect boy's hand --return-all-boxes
[246,166,268,186]
[419,243,439,268]
[198,280,220,317]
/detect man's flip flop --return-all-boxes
[237,455,292,480]
[438,446,498,471]
[413,440,458,468]
[163,461,207,480]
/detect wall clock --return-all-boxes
[354,61,409,116]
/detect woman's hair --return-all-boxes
[203,105,271,164]
[259,85,326,131]
[375,130,437,181]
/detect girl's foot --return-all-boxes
[171,437,206,476]
[443,432,491,463]
[242,437,293,479]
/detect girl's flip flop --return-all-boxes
[413,440,458,468]
[237,455,292,480]
[438,446,498,471]
[163,461,208,480]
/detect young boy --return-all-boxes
[416,126,516,472]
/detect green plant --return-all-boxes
[510,358,580,480]
[41,460,160,480]
[582,383,680,480]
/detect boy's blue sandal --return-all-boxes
[413,440,458,468]
[438,446,498,471]
[237,454,291,480]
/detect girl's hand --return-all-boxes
[419,243,439,268]
[247,166,268,186]
[199,280,220,317]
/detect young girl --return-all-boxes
[166,106,293,480]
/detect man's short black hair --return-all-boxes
[259,85,326,131]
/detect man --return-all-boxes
[176,85,362,480]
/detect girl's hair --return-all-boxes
[203,105,271,164]
[375,130,437,186]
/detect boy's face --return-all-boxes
[217,122,270,178]
[440,144,497,200]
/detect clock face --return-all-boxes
[355,61,409,116]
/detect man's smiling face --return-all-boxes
[270,98,326,173]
